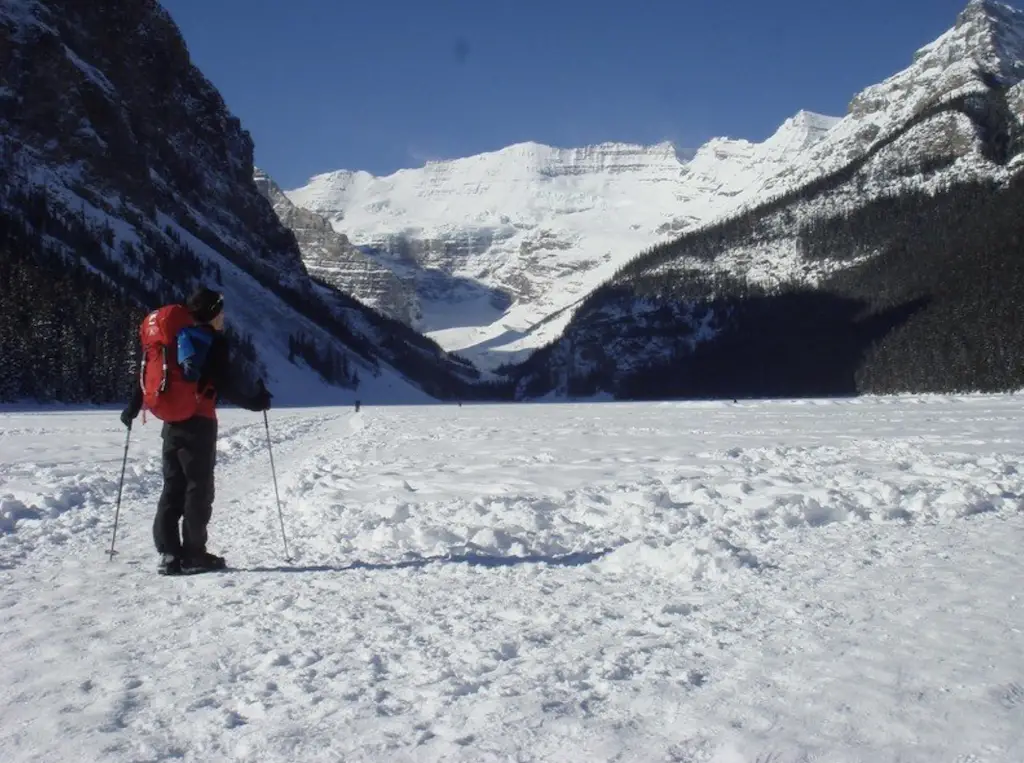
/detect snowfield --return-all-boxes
[2,396,1024,762]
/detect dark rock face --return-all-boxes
[254,168,418,324]
[1,0,303,281]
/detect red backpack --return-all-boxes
[139,304,208,423]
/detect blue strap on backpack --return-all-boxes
[176,326,214,382]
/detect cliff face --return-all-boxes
[0,0,302,282]
[254,168,418,325]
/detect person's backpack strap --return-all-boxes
[176,325,215,382]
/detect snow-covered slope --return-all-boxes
[285,0,1024,371]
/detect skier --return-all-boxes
[120,287,273,575]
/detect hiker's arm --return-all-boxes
[120,349,143,427]
[125,383,143,417]
[206,338,269,411]
[220,365,266,411]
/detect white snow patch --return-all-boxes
[62,46,116,96]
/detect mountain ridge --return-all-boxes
[282,106,843,369]
[278,3,1024,371]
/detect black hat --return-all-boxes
[186,287,224,323]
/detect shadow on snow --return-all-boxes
[239,548,613,574]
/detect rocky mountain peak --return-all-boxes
[955,0,1024,83]
[0,0,304,281]
[1,0,474,404]
[851,0,1024,122]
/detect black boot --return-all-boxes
[181,551,226,574]
[158,553,183,576]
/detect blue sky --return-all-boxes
[159,0,997,189]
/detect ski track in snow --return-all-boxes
[2,397,1024,762]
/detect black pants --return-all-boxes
[154,417,218,557]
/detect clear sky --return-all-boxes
[158,0,1004,189]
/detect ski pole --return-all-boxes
[263,409,291,562]
[108,426,131,560]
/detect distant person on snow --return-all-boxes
[120,287,273,576]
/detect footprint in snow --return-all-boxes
[996,682,1024,709]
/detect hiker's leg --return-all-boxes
[180,419,218,557]
[153,427,186,556]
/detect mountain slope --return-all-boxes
[285,119,840,370]
[253,168,418,326]
[283,0,1024,373]
[0,0,476,405]
[501,3,1024,400]
[751,0,1024,195]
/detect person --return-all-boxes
[120,287,273,575]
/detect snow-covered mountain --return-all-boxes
[615,0,1024,296]
[504,0,1024,400]
[0,0,477,405]
[282,0,1024,371]
[285,116,841,369]
[756,0,1024,193]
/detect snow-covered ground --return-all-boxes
[2,395,1024,762]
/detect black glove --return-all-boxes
[120,407,137,429]
[253,380,272,412]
